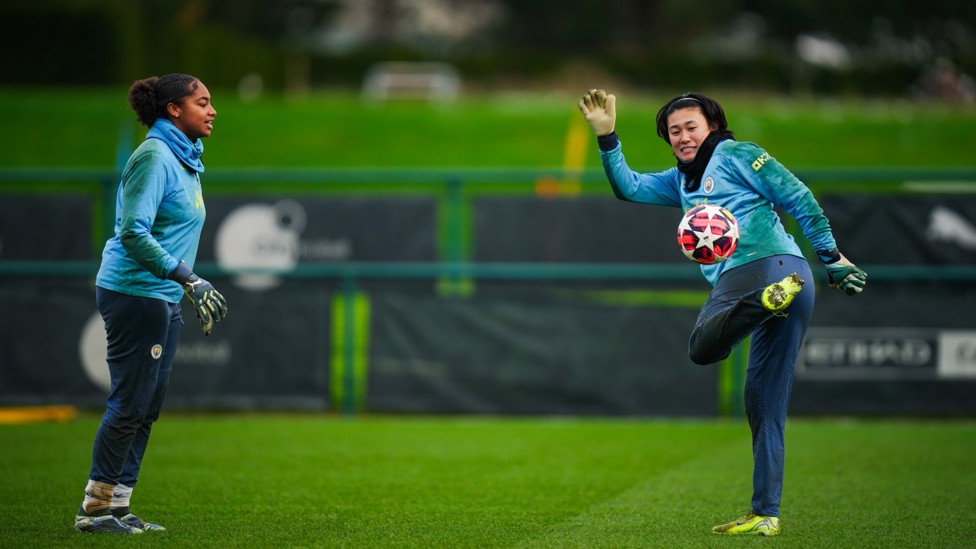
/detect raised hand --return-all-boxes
[578,88,617,136]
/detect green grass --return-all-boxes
[2,88,975,169]
[3,415,974,548]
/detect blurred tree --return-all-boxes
[0,0,287,89]
[0,0,131,85]
[1,0,974,98]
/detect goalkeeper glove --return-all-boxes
[578,88,617,136]
[818,249,867,296]
[169,261,228,336]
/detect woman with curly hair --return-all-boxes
[74,74,228,534]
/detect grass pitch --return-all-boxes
[1,89,975,548]
[2,414,974,548]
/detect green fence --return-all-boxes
[2,167,975,416]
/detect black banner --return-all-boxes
[0,195,92,260]
[0,277,333,410]
[0,277,102,405]
[163,278,334,409]
[2,193,976,417]
[474,196,685,263]
[791,279,976,416]
[198,195,438,266]
[818,194,976,264]
[367,287,717,416]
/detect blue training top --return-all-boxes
[600,137,837,286]
[96,120,206,303]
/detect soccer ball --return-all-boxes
[676,204,739,264]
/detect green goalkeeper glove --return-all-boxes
[578,88,617,136]
[819,251,867,296]
[169,261,228,336]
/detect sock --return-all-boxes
[111,484,134,516]
[81,480,116,515]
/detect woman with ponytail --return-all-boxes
[579,90,867,536]
[74,74,228,534]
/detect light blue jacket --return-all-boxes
[96,120,206,303]
[601,138,836,286]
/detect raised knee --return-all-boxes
[689,348,722,365]
[688,336,733,364]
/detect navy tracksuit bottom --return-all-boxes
[88,287,183,488]
[688,254,815,518]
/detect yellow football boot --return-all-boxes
[761,273,804,312]
[712,512,780,536]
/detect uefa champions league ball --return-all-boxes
[676,204,739,264]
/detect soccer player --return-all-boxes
[73,74,228,534]
[578,90,867,536]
